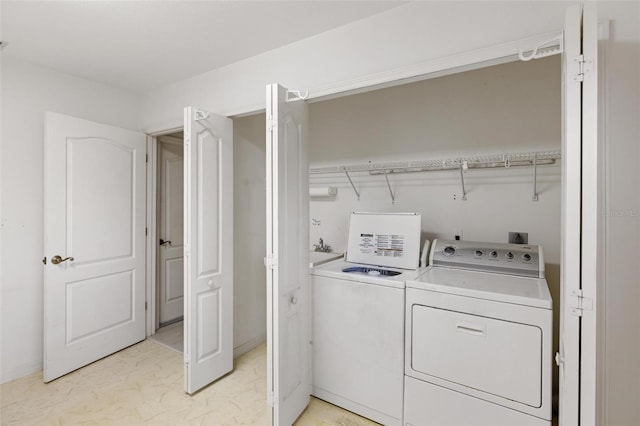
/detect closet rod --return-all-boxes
[309,150,561,175]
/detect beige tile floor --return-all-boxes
[0,340,378,426]
[147,321,184,353]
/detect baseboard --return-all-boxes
[233,333,266,359]
[1,361,42,384]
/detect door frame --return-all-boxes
[145,122,183,337]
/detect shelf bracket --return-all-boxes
[344,171,360,200]
[532,154,539,201]
[459,161,468,201]
[383,171,395,204]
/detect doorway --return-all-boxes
[150,131,185,353]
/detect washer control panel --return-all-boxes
[430,239,544,278]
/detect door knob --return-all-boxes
[51,255,74,265]
[160,239,172,246]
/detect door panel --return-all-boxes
[266,84,310,426]
[560,3,599,425]
[44,112,146,382]
[184,107,233,395]
[159,139,184,324]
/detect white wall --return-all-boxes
[596,3,640,425]
[0,56,141,383]
[232,114,267,354]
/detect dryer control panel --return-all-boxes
[429,239,544,278]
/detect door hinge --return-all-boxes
[555,351,564,367]
[145,301,148,311]
[145,227,148,236]
[267,116,276,133]
[146,153,149,163]
[572,55,594,82]
[42,257,46,265]
[264,255,278,270]
[570,289,593,316]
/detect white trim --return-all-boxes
[145,135,158,337]
[580,3,600,424]
[233,333,266,359]
[597,19,610,426]
[143,120,183,138]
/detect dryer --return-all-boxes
[310,212,423,426]
[404,239,552,426]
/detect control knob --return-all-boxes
[443,246,456,256]
[506,252,514,260]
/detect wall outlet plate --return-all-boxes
[509,232,528,244]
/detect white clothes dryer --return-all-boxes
[404,239,553,426]
[310,212,423,426]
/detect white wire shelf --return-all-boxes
[309,150,561,202]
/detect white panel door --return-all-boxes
[44,112,146,382]
[158,139,184,324]
[266,84,310,426]
[560,4,599,425]
[183,107,233,395]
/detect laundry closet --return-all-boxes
[232,53,563,424]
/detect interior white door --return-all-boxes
[183,107,233,394]
[559,4,598,425]
[43,112,146,382]
[266,84,310,426]
[158,137,184,325]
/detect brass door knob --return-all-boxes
[51,255,74,265]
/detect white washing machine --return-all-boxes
[310,212,423,426]
[404,239,552,426]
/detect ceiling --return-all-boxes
[0,1,405,93]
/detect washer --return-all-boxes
[404,239,552,426]
[310,212,423,426]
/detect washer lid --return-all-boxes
[310,259,424,289]
[408,266,552,309]
[345,212,421,270]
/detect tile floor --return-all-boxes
[0,340,377,426]
[147,321,184,353]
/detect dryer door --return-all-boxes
[411,304,542,407]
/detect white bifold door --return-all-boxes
[559,3,598,426]
[183,107,234,394]
[44,113,147,382]
[265,84,311,425]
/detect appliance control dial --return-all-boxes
[522,253,532,262]
[475,250,483,257]
[506,252,514,260]
[443,246,456,256]
[490,251,498,258]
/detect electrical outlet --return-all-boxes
[509,232,528,244]
[453,229,463,241]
